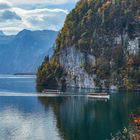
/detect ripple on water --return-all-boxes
[0,106,62,140]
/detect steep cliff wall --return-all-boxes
[37,0,140,90]
[59,46,96,88]
[57,33,140,89]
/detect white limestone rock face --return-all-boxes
[114,34,140,55]
[59,46,96,88]
[58,34,140,89]
[110,85,118,91]
[127,37,140,55]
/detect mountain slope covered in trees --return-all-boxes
[37,0,140,90]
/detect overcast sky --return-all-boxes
[0,0,78,35]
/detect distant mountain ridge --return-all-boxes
[0,29,58,74]
[0,31,5,36]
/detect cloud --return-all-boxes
[0,10,21,21]
[25,8,68,30]
[8,0,78,5]
[0,1,68,34]
[0,0,78,34]
[0,0,12,9]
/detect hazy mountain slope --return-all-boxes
[37,0,140,90]
[0,30,58,74]
[0,31,5,36]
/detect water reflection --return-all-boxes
[0,76,140,140]
[0,97,62,140]
[38,92,140,140]
[0,76,62,140]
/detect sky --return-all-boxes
[0,0,78,35]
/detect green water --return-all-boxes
[39,92,140,140]
[0,75,140,140]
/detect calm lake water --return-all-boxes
[0,75,140,140]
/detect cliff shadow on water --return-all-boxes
[38,92,140,140]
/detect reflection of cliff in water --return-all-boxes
[38,93,140,140]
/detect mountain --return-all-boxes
[0,32,15,45]
[37,0,140,91]
[0,29,58,74]
[0,31,5,36]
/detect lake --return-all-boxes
[0,75,140,140]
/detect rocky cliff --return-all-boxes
[37,0,140,90]
[59,46,96,88]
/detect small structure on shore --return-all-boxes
[87,93,110,99]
